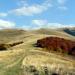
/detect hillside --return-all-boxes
[0,29,30,43]
[0,28,75,75]
[57,27,75,36]
[31,28,75,40]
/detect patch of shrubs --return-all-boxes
[36,37,75,56]
[0,41,23,51]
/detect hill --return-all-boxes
[31,28,75,40]
[0,28,75,75]
[0,29,29,43]
[57,27,75,36]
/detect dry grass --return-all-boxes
[22,51,75,75]
[0,29,75,75]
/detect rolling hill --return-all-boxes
[57,27,75,36]
[31,28,75,40]
[0,28,75,75]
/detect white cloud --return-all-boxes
[57,0,68,10]
[10,0,52,16]
[47,23,75,28]
[0,13,8,17]
[9,0,68,16]
[57,0,67,5]
[32,19,75,29]
[58,6,68,10]
[17,0,28,7]
[0,19,16,29]
[32,20,47,26]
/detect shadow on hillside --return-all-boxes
[0,41,23,51]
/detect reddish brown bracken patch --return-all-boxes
[36,37,75,55]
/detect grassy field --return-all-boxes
[0,29,75,75]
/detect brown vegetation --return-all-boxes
[0,44,9,50]
[9,41,23,47]
[0,41,23,50]
[36,37,75,55]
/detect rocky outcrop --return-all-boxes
[36,37,75,55]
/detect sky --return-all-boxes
[0,0,75,29]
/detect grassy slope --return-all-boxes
[57,27,75,37]
[0,29,75,75]
[31,28,75,40]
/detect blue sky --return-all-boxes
[0,0,75,29]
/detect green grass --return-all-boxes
[3,59,23,75]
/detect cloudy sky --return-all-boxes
[0,0,75,29]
